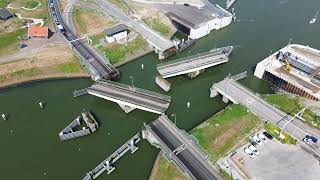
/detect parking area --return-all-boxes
[219,131,320,180]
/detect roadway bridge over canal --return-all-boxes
[143,115,222,180]
[87,80,171,114]
[157,46,233,79]
[210,76,320,157]
[50,0,119,81]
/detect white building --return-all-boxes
[166,4,232,39]
[105,24,129,43]
[254,44,320,101]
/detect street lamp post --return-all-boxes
[171,113,177,125]
[130,76,135,90]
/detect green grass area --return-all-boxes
[56,62,84,73]
[109,0,129,12]
[0,28,27,56]
[264,94,320,128]
[264,122,297,145]
[99,35,148,64]
[0,0,8,8]
[0,68,43,82]
[24,0,39,9]
[191,104,262,162]
[73,7,87,35]
[221,169,232,180]
[90,33,105,46]
[143,17,171,37]
[153,156,186,180]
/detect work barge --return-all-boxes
[59,112,99,141]
[254,44,320,101]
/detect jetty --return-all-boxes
[82,133,141,179]
[59,111,99,141]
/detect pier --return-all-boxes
[82,133,141,179]
[59,111,98,141]
[156,46,233,79]
[87,80,171,114]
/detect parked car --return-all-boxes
[248,145,259,155]
[303,135,318,148]
[18,43,27,49]
[244,147,255,158]
[263,131,273,140]
[258,133,267,142]
[252,135,262,145]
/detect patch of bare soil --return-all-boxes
[0,45,75,75]
[212,120,244,149]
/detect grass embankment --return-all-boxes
[264,122,297,145]
[109,0,129,12]
[0,58,85,84]
[151,155,186,180]
[0,0,8,8]
[24,0,39,9]
[264,94,320,128]
[143,17,171,37]
[191,105,262,162]
[99,35,149,64]
[0,28,27,56]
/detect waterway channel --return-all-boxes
[1,0,320,179]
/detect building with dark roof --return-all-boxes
[0,8,14,21]
[104,24,129,43]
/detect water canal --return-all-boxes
[0,0,320,179]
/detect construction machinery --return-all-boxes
[283,58,292,72]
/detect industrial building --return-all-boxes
[104,24,129,43]
[254,44,320,101]
[165,4,232,39]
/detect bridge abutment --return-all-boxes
[222,95,229,103]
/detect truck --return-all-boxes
[57,24,65,33]
[303,135,318,149]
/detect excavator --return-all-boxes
[283,58,292,72]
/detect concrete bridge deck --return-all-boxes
[144,115,222,180]
[87,80,171,114]
[210,77,320,157]
[157,46,232,78]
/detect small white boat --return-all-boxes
[310,10,318,24]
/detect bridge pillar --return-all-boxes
[158,50,165,60]
[129,139,138,153]
[104,160,115,174]
[222,95,229,103]
[209,88,219,98]
[117,103,136,113]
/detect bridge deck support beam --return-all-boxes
[117,103,136,113]
[104,160,115,174]
[222,95,229,103]
[210,88,219,98]
[130,140,138,153]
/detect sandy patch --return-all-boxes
[0,45,75,75]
